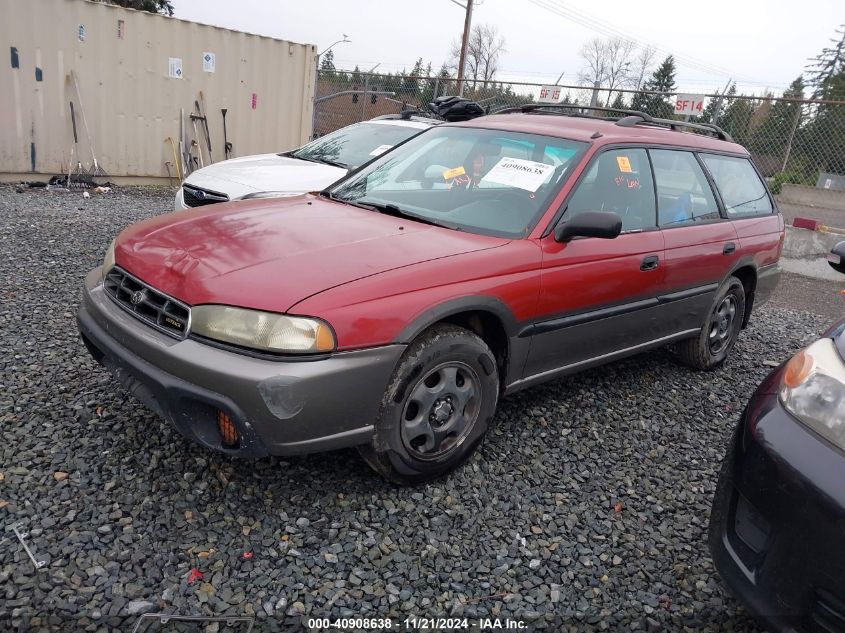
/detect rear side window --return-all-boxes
[650,150,720,227]
[566,148,656,232]
[701,154,773,217]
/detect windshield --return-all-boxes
[288,122,427,170]
[328,126,587,237]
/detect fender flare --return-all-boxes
[396,295,522,343]
[723,256,759,328]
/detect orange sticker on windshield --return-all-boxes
[443,166,466,181]
[616,156,633,173]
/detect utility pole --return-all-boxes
[456,0,474,97]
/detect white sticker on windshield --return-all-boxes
[369,144,394,157]
[480,157,555,192]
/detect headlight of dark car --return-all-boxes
[780,338,845,449]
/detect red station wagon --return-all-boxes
[77,105,784,483]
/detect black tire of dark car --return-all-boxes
[358,324,500,485]
[676,276,746,370]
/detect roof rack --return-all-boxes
[494,103,733,142]
[616,113,733,141]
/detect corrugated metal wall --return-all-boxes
[0,0,316,180]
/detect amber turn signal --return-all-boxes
[783,350,813,389]
[217,410,239,447]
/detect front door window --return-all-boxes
[565,148,656,232]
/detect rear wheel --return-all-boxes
[675,276,746,370]
[358,324,499,485]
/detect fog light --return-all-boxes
[217,410,239,447]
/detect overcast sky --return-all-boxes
[171,0,843,95]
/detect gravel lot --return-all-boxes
[0,184,834,632]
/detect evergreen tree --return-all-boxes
[319,49,336,79]
[804,71,845,174]
[699,83,736,125]
[749,76,804,159]
[630,55,676,118]
[720,89,755,146]
[401,58,425,99]
[807,25,845,99]
[801,25,845,175]
[420,62,437,105]
[610,92,626,110]
[103,0,173,15]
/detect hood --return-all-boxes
[183,154,348,199]
[114,194,508,312]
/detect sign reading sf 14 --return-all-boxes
[674,94,705,116]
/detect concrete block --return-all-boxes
[780,225,845,281]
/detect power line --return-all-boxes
[525,0,768,83]
[526,0,735,78]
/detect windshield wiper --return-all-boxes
[361,201,459,231]
[317,158,349,169]
[322,191,378,211]
[282,151,348,169]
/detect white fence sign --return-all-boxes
[674,94,705,117]
[538,85,563,104]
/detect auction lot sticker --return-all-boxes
[370,144,394,156]
[481,157,554,192]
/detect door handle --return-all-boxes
[640,255,659,271]
[723,242,736,255]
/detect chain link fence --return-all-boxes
[314,69,845,193]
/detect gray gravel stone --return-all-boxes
[1,184,821,631]
[125,600,155,615]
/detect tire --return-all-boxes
[675,276,746,370]
[357,324,499,485]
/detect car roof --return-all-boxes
[453,113,749,154]
[367,117,441,130]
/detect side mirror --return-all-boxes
[828,241,845,275]
[554,211,622,242]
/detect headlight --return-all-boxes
[103,239,116,273]
[191,305,335,354]
[780,338,845,449]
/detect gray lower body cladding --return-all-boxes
[77,267,404,457]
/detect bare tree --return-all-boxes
[579,37,650,106]
[603,38,636,105]
[450,24,507,88]
[631,45,658,91]
[578,38,607,88]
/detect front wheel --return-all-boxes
[675,276,746,370]
[358,325,499,485]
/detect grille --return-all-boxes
[103,267,190,339]
[182,184,229,208]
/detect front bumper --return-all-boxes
[174,186,187,210]
[709,364,845,632]
[77,267,404,457]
